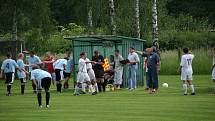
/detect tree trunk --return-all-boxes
[12,5,18,58]
[87,0,94,35]
[152,0,158,45]
[134,0,140,39]
[109,0,116,35]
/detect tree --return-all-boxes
[87,0,94,35]
[134,0,140,39]
[109,0,116,35]
[152,0,159,46]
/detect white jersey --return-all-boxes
[180,54,194,72]
[86,58,92,69]
[53,59,67,70]
[31,69,52,81]
[78,58,87,73]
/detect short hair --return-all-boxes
[94,50,99,54]
[30,50,36,55]
[6,53,12,58]
[115,49,119,53]
[18,53,24,58]
[80,52,86,56]
[130,47,135,50]
[32,65,40,70]
[183,48,189,54]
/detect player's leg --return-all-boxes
[37,89,42,108]
[152,68,158,93]
[147,69,153,94]
[55,69,62,93]
[212,68,215,93]
[127,66,132,89]
[30,72,37,94]
[81,83,86,94]
[187,80,195,95]
[20,78,26,95]
[100,77,106,92]
[74,73,82,95]
[181,71,188,95]
[187,71,195,95]
[42,77,51,108]
[5,73,14,96]
[86,76,96,95]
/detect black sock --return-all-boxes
[21,85,25,94]
[7,85,11,94]
[46,92,50,106]
[56,84,62,92]
[97,82,102,92]
[37,93,42,106]
[59,83,62,92]
[102,82,106,92]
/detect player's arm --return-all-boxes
[32,79,37,88]
[156,54,161,71]
[136,50,148,57]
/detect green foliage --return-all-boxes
[159,49,213,75]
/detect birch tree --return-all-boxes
[134,0,140,39]
[152,0,159,46]
[87,0,94,35]
[109,0,116,35]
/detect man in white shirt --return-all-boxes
[127,47,140,90]
[31,66,52,108]
[53,58,67,93]
[179,48,195,95]
[212,48,215,93]
[74,52,96,96]
[114,50,124,89]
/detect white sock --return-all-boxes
[82,83,86,92]
[190,85,195,93]
[95,83,99,92]
[183,84,187,94]
[74,85,79,94]
[89,84,94,94]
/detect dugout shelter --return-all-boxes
[64,35,146,87]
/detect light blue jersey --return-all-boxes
[17,59,26,79]
[65,59,73,73]
[27,55,41,72]
[1,59,18,73]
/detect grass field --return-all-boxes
[0,75,214,121]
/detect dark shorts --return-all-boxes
[5,72,14,84]
[94,69,104,78]
[19,78,26,84]
[41,77,51,90]
[55,69,62,82]
[63,72,71,78]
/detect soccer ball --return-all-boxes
[162,83,168,88]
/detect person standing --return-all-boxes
[114,50,124,89]
[211,48,215,93]
[53,58,67,93]
[74,52,96,96]
[127,47,140,90]
[27,51,42,93]
[179,48,195,95]
[92,50,105,92]
[31,66,52,109]
[63,52,74,89]
[17,53,28,95]
[43,52,55,85]
[0,53,20,96]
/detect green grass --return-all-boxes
[0,75,215,121]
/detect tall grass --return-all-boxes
[160,49,213,75]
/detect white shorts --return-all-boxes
[76,72,90,83]
[212,68,215,80]
[87,68,96,81]
[181,70,193,81]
